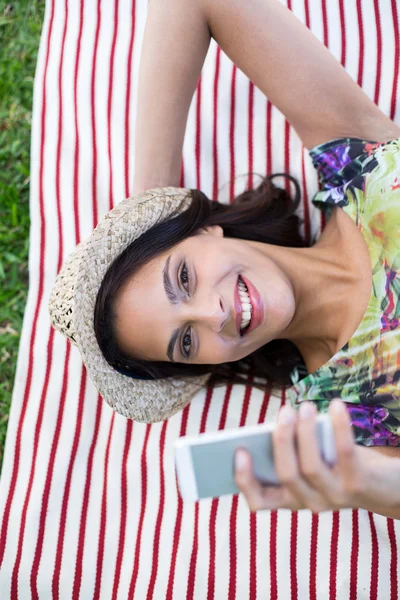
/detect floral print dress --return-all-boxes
[288,137,400,446]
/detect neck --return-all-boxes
[253,235,358,365]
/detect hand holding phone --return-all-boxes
[174,413,337,501]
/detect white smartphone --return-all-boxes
[174,414,337,501]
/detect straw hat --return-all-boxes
[48,187,210,423]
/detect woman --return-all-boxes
[49,0,400,518]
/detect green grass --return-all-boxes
[0,0,45,473]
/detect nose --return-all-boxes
[183,295,227,333]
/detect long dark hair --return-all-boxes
[94,174,311,390]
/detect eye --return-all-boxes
[181,327,192,359]
[179,261,190,293]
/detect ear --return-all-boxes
[200,225,224,238]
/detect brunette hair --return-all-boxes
[94,174,311,390]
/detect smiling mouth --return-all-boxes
[238,276,252,334]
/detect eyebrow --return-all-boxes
[163,256,180,362]
[167,328,180,363]
[163,255,179,305]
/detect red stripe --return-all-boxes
[93,415,115,599]
[73,0,84,243]
[125,0,136,197]
[228,496,239,600]
[390,0,400,121]
[284,120,290,194]
[165,404,190,600]
[329,511,339,600]
[195,76,202,190]
[145,420,168,600]
[186,389,214,599]
[180,158,185,188]
[111,420,133,600]
[269,511,278,600]
[350,509,359,600]
[11,328,55,599]
[248,82,254,190]
[207,385,233,600]
[208,498,219,600]
[301,150,311,246]
[368,512,379,600]
[52,368,87,600]
[30,343,71,600]
[228,385,252,600]
[90,0,101,228]
[72,398,103,599]
[290,511,298,600]
[387,518,398,600]
[338,0,346,66]
[356,0,364,87]
[285,0,292,197]
[187,504,200,600]
[128,424,152,599]
[309,513,319,600]
[0,0,56,568]
[258,388,271,424]
[107,0,119,211]
[229,65,237,201]
[321,0,329,47]
[373,0,382,105]
[303,0,310,29]
[266,101,272,175]
[212,47,221,200]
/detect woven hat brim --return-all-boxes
[49,187,210,422]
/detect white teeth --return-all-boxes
[238,277,253,331]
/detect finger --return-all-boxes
[296,402,341,505]
[273,405,329,512]
[234,448,293,511]
[234,449,283,510]
[329,400,364,501]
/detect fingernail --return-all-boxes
[330,399,345,415]
[299,402,316,420]
[235,450,247,471]
[278,405,295,425]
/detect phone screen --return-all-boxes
[189,430,277,499]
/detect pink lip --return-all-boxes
[238,274,264,334]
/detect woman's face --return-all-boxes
[114,226,296,365]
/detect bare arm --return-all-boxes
[132,0,211,194]
[133,0,400,194]
[203,0,400,148]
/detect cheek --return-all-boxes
[196,332,243,364]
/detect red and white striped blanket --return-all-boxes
[1,1,399,598]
